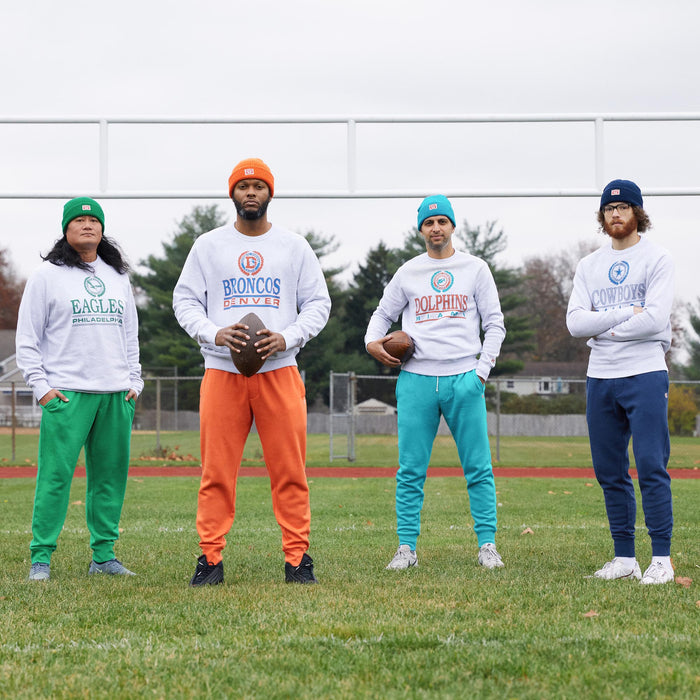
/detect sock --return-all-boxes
[616,556,637,569]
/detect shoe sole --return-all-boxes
[285,576,318,584]
[640,576,673,585]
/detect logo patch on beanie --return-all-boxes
[429,203,438,210]
[611,189,620,196]
[244,168,255,176]
[82,204,92,211]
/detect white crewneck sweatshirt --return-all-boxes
[16,257,143,402]
[173,222,331,373]
[365,250,506,379]
[566,235,674,378]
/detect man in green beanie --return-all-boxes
[16,197,143,581]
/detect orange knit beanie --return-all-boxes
[228,158,275,198]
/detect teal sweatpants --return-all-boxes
[395,370,498,550]
[30,391,135,564]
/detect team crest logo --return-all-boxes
[431,270,454,292]
[84,276,105,297]
[608,261,629,285]
[238,251,264,276]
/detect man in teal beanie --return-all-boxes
[365,194,507,573]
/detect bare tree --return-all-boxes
[0,247,26,329]
[521,241,597,362]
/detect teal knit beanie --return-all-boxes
[417,195,455,230]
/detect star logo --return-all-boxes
[608,260,629,285]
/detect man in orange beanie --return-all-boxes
[174,158,331,586]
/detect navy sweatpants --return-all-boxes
[586,371,673,557]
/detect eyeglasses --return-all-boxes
[602,203,631,215]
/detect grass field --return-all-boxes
[2,430,700,469]
[1,472,698,698]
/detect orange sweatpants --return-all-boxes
[197,366,310,566]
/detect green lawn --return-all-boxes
[1,476,698,698]
[2,431,700,469]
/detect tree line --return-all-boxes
[2,204,700,420]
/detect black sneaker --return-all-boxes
[189,555,224,587]
[285,552,318,584]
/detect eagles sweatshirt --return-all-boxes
[16,257,143,402]
[566,235,674,379]
[173,222,331,373]
[365,250,506,379]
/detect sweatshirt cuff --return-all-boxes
[33,380,52,403]
[476,356,496,381]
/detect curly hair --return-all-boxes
[42,235,130,274]
[597,205,652,234]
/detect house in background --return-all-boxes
[354,398,396,416]
[500,361,588,397]
[0,329,38,425]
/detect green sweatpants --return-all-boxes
[30,391,135,564]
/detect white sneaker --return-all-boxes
[386,544,418,570]
[478,543,504,569]
[28,562,50,581]
[592,558,642,580]
[88,559,136,576]
[640,561,674,585]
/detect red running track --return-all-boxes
[1,466,698,479]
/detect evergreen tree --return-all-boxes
[342,241,405,374]
[455,220,533,375]
[131,205,228,409]
[296,231,370,404]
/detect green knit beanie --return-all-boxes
[62,197,105,233]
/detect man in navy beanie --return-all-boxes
[567,179,675,585]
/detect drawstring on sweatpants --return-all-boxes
[436,376,439,392]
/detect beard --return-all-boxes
[233,196,270,220]
[603,216,637,240]
[426,238,450,253]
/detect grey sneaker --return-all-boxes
[640,561,674,585]
[88,559,136,576]
[592,558,642,581]
[28,562,50,581]
[386,544,418,570]
[478,543,504,569]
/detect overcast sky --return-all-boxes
[2,1,699,315]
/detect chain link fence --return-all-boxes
[2,373,699,463]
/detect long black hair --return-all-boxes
[42,235,130,274]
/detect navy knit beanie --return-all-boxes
[600,180,643,210]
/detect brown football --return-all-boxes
[231,312,268,377]
[383,330,415,361]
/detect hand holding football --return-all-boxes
[231,312,267,377]
[383,331,415,361]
